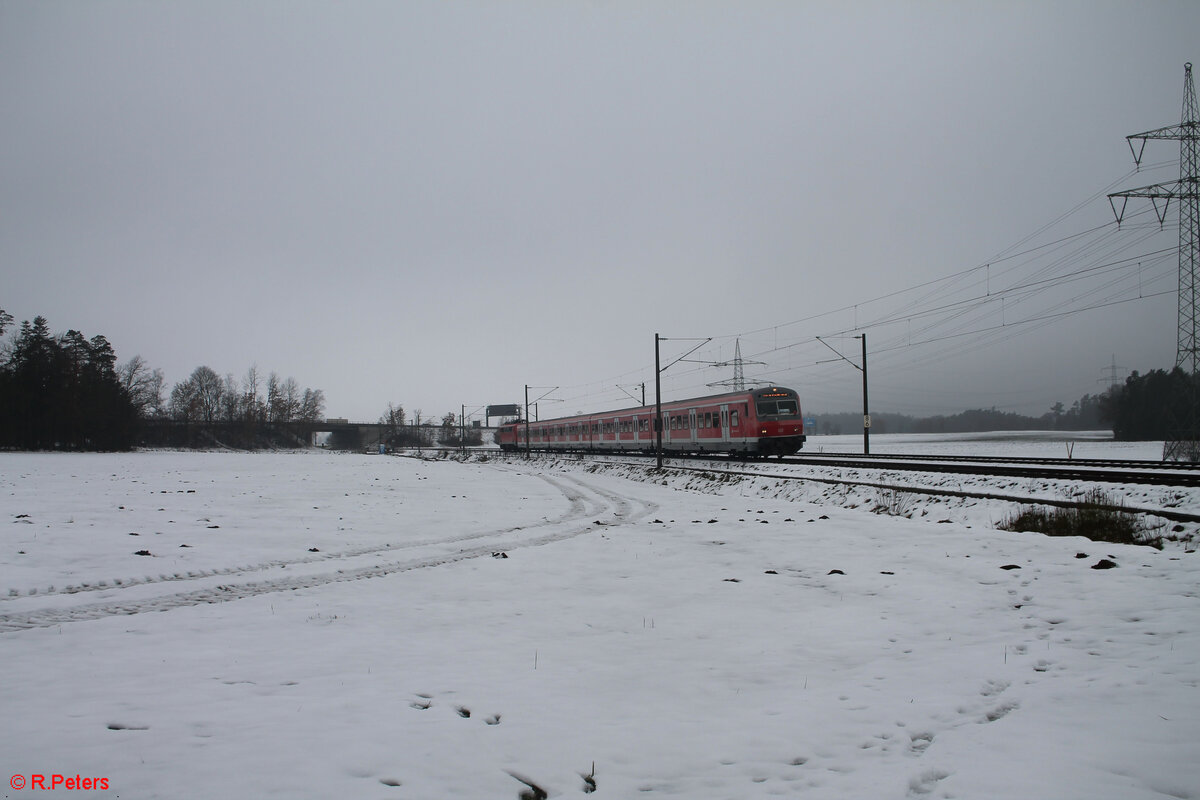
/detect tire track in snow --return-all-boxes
[0,471,650,633]
[1,470,605,607]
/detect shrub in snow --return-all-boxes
[999,488,1160,549]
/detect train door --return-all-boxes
[720,404,730,445]
[688,408,698,447]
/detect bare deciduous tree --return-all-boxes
[241,364,263,423]
[117,355,165,418]
[221,373,240,422]
[170,366,223,424]
[299,387,325,423]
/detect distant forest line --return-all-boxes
[812,396,1106,436]
[811,368,1197,440]
[0,310,1195,451]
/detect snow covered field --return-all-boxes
[2,443,1197,799]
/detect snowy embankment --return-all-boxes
[1,447,1197,799]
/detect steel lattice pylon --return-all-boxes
[1109,62,1200,461]
[707,339,765,391]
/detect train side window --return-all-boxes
[731,410,739,427]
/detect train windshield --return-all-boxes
[756,397,799,417]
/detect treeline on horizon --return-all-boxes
[812,369,1198,440]
[378,403,485,449]
[811,393,1106,436]
[1,310,1196,451]
[0,312,326,450]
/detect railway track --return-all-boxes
[773,453,1200,487]
[789,451,1200,471]
[508,449,1200,488]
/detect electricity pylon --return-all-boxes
[707,339,765,391]
[1109,62,1200,460]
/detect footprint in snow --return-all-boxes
[506,771,548,800]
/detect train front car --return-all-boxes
[494,421,521,452]
[750,387,806,456]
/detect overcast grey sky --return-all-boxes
[3,1,1197,423]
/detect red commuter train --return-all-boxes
[494,386,805,457]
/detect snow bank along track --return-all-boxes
[779,453,1200,487]
[794,451,1200,472]
[494,450,1200,487]
[574,450,1200,491]
[0,471,657,633]
[546,454,1200,525]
